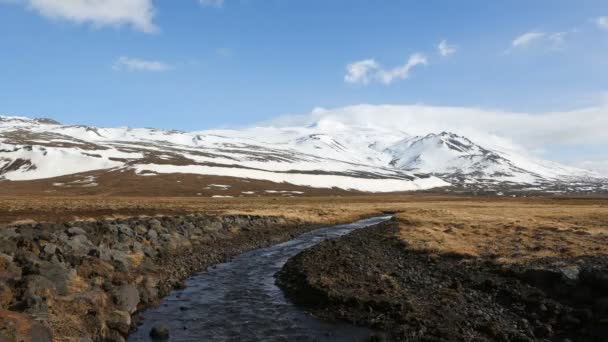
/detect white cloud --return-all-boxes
[5,0,157,33]
[576,160,608,176]
[345,54,428,85]
[113,56,171,72]
[548,32,566,49]
[512,31,546,48]
[596,16,608,30]
[437,39,456,56]
[270,104,608,154]
[200,0,224,8]
[344,59,380,85]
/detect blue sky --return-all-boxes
[0,0,607,171]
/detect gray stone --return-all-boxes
[113,284,140,314]
[117,224,134,238]
[149,322,170,340]
[190,227,203,236]
[203,221,223,233]
[134,225,148,236]
[146,229,158,242]
[24,294,49,320]
[0,254,21,281]
[0,228,19,239]
[0,280,13,308]
[38,261,73,295]
[28,322,53,342]
[14,252,42,275]
[67,227,87,236]
[105,329,126,342]
[109,250,130,272]
[23,275,57,299]
[42,243,59,257]
[560,266,580,281]
[65,234,93,256]
[107,310,131,335]
[148,219,165,233]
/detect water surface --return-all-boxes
[129,216,391,342]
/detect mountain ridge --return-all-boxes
[0,115,605,194]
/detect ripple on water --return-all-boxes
[128,216,391,342]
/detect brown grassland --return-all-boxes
[1,194,607,262]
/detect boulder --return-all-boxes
[42,243,60,257]
[0,254,22,281]
[38,261,74,295]
[107,310,131,335]
[23,275,56,300]
[105,329,126,342]
[150,322,170,340]
[67,227,87,237]
[203,221,223,233]
[0,228,20,239]
[65,235,93,257]
[0,281,13,308]
[134,225,148,236]
[24,294,49,320]
[113,284,140,314]
[146,229,159,242]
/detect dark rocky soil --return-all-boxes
[276,219,608,341]
[0,214,322,341]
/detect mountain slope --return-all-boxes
[0,115,605,194]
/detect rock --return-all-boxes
[65,235,93,257]
[23,275,57,299]
[203,221,223,233]
[24,294,49,320]
[117,224,135,238]
[89,245,112,261]
[74,288,108,311]
[38,261,74,295]
[0,254,22,281]
[113,284,140,314]
[146,229,158,242]
[140,276,159,304]
[107,310,132,335]
[14,252,42,275]
[0,281,13,308]
[134,225,148,236]
[42,243,60,257]
[533,324,552,338]
[560,266,580,281]
[190,227,203,236]
[0,239,17,255]
[109,250,130,272]
[148,219,166,234]
[29,322,53,342]
[67,227,87,236]
[105,329,126,342]
[150,322,170,340]
[132,241,144,253]
[0,228,20,239]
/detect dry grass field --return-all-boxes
[1,194,607,261]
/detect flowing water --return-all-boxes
[129,216,391,342]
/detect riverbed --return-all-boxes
[129,216,392,342]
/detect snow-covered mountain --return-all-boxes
[0,115,605,194]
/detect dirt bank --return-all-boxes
[276,220,608,341]
[0,214,326,341]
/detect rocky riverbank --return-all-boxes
[0,214,319,341]
[276,219,608,341]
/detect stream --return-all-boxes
[128,216,391,342]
